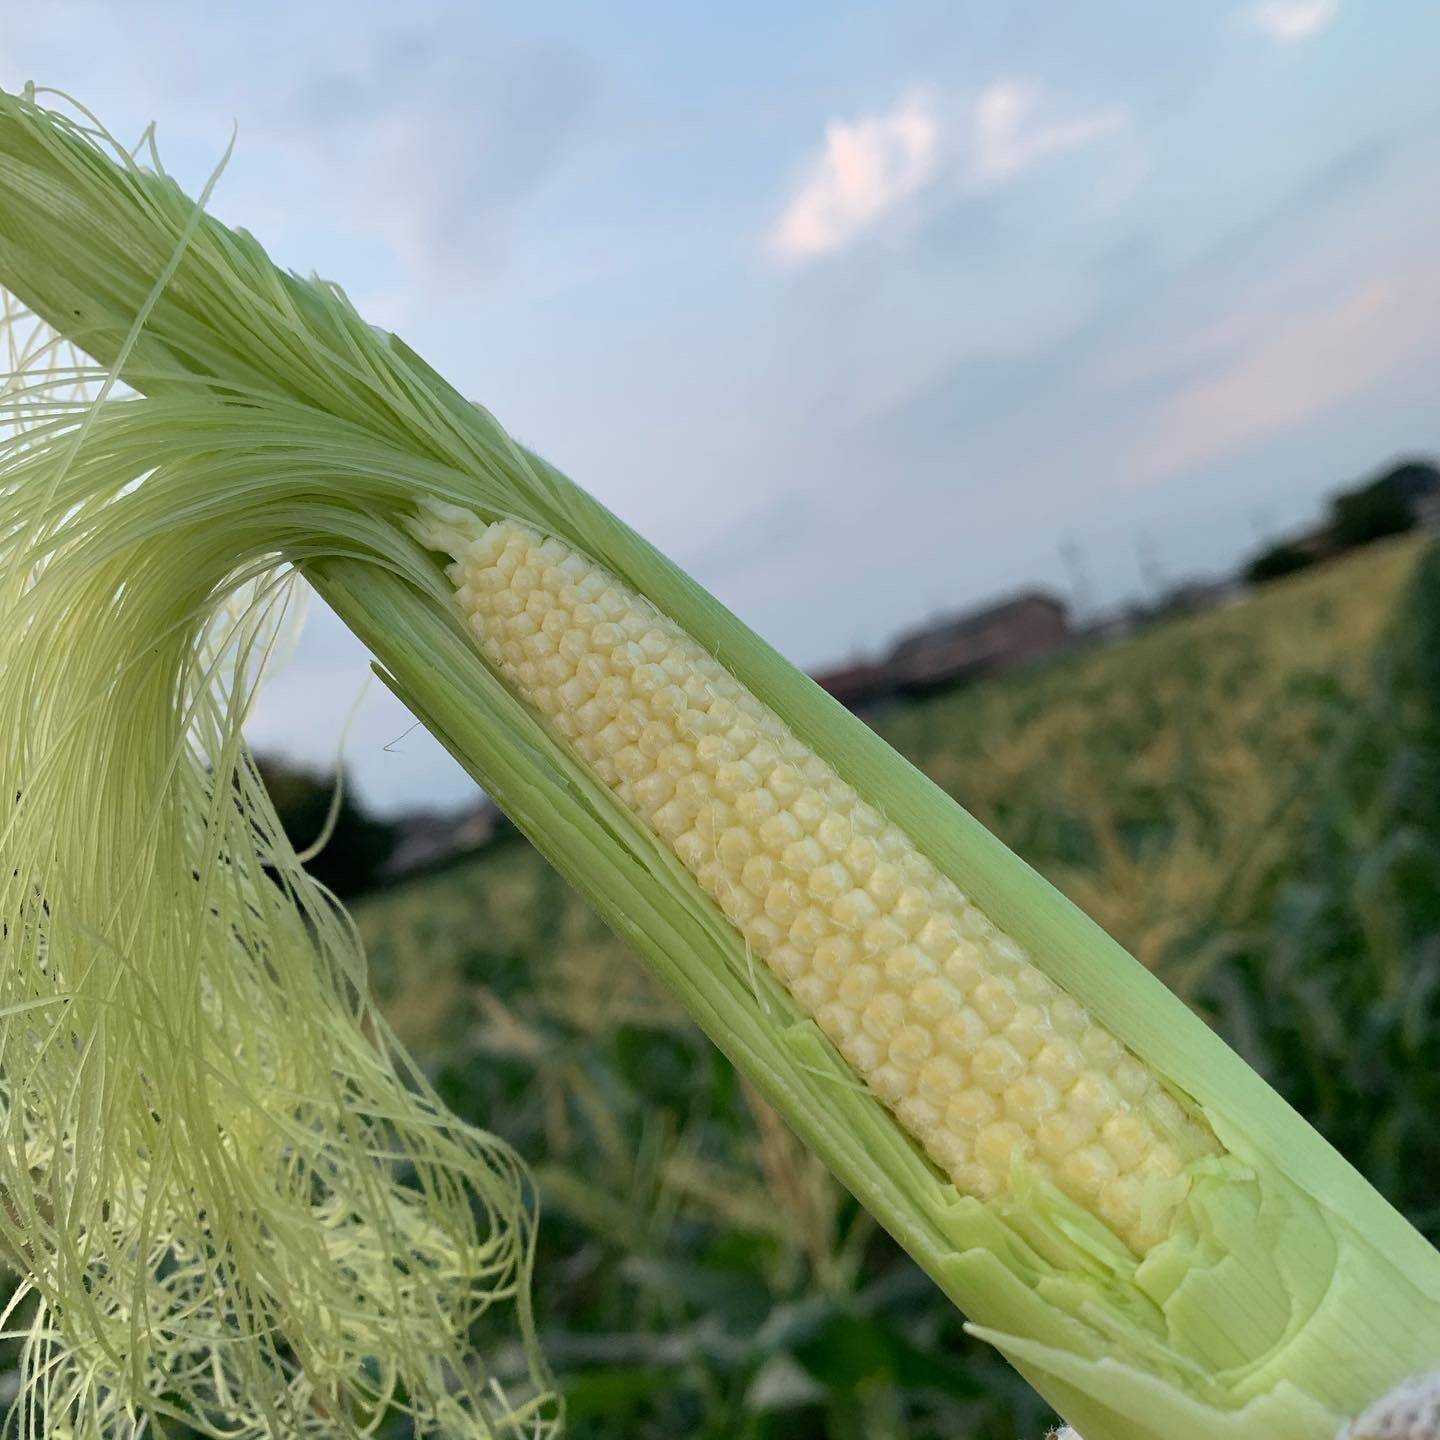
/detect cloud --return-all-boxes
[768,83,1127,261]
[769,93,937,260]
[1244,0,1339,43]
[284,29,598,286]
[969,82,1127,186]
[1,6,601,293]
[1119,265,1440,487]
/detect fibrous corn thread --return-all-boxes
[427,512,1218,1253]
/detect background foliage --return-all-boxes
[255,757,398,900]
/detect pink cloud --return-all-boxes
[970,82,1127,187]
[1119,265,1440,488]
[769,93,937,260]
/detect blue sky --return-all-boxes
[4,0,1439,812]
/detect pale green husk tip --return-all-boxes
[0,83,1436,1439]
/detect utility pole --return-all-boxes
[1136,530,1166,601]
[1059,537,1095,622]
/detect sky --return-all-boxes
[4,0,1439,814]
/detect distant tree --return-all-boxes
[1330,462,1430,550]
[1244,543,1317,586]
[254,756,396,899]
[1373,458,1440,502]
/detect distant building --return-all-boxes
[1153,576,1244,618]
[811,660,894,713]
[886,591,1070,694]
[455,800,503,849]
[380,798,504,880]
[380,815,456,878]
[1077,607,1143,646]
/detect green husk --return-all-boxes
[0,84,1436,1437]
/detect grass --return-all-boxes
[355,533,1436,1439]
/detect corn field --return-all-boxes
[350,534,1438,1440]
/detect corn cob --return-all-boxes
[0,84,1438,1440]
[426,512,1217,1255]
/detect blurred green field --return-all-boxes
[358,534,1439,1439]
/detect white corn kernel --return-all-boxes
[446,517,1218,1252]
